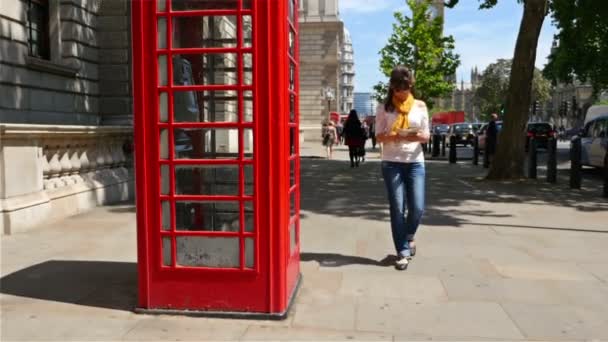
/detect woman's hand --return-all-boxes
[377,131,429,143]
[375,133,399,143]
[402,131,430,143]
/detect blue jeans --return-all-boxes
[381,161,425,258]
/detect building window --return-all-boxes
[27,0,50,60]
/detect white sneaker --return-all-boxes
[395,255,409,270]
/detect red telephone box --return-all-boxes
[132,0,301,318]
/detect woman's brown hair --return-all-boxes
[384,65,415,112]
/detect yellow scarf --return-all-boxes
[390,94,415,135]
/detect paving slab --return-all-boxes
[291,296,357,331]
[356,299,525,340]
[241,325,393,341]
[122,316,251,341]
[502,302,608,340]
[441,277,567,305]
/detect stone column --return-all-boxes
[307,0,320,20]
[324,0,338,19]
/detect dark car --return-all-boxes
[432,124,450,136]
[471,123,483,135]
[446,123,475,147]
[526,122,556,150]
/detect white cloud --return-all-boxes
[339,0,396,13]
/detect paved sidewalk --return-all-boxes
[2,141,608,341]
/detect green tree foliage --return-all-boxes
[543,0,608,95]
[373,0,460,108]
[475,59,551,116]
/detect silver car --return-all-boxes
[579,114,608,168]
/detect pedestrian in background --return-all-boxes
[344,109,366,168]
[375,65,430,270]
[486,113,498,164]
[370,121,377,149]
[321,120,338,159]
[336,120,344,145]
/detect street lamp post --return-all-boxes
[321,86,335,120]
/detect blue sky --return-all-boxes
[339,0,557,93]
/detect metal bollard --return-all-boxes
[441,135,446,156]
[570,137,582,189]
[527,138,537,179]
[432,134,440,157]
[473,136,479,165]
[449,135,457,164]
[547,137,557,183]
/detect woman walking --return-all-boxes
[375,66,430,270]
[321,120,338,159]
[343,109,366,168]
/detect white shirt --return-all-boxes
[375,100,430,163]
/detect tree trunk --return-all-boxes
[487,0,548,180]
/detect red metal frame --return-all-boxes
[133,0,300,317]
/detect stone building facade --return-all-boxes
[434,68,482,122]
[298,0,344,140]
[0,0,133,234]
[339,27,354,114]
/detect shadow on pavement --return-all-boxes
[1,260,136,312]
[300,157,608,229]
[476,222,608,234]
[301,252,396,267]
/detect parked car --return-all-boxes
[446,123,475,147]
[477,121,503,151]
[432,124,450,136]
[525,122,556,150]
[471,122,483,135]
[578,114,608,168]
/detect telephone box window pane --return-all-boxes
[176,236,239,267]
[289,62,295,91]
[245,238,254,268]
[175,165,239,195]
[172,0,238,11]
[290,191,296,217]
[243,53,253,85]
[160,129,169,159]
[173,54,237,86]
[159,92,168,122]
[174,128,239,159]
[290,220,297,253]
[161,201,171,231]
[162,237,172,266]
[157,17,167,49]
[173,16,237,49]
[242,16,252,48]
[290,159,295,187]
[289,128,296,156]
[243,128,254,159]
[288,0,295,23]
[289,94,295,123]
[244,165,253,195]
[176,201,239,232]
[174,90,238,123]
[243,0,252,9]
[161,165,170,195]
[288,29,295,56]
[157,0,166,12]
[244,201,254,232]
[244,91,253,122]
[158,56,168,86]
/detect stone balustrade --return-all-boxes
[0,124,134,234]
